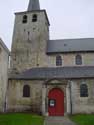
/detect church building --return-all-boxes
[7,0,94,116]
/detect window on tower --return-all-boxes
[22,15,28,23]
[32,14,37,22]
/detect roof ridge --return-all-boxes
[50,38,94,41]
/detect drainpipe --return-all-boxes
[4,78,9,113]
[69,81,72,115]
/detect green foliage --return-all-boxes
[0,113,44,125]
[70,114,94,125]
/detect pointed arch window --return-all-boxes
[75,54,82,65]
[56,55,62,66]
[22,15,28,23]
[23,85,30,97]
[32,14,37,22]
[80,84,88,97]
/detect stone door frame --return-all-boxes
[48,88,64,116]
[42,79,72,116]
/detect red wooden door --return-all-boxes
[48,88,64,116]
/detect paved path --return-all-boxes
[44,117,76,125]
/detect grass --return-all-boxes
[0,113,44,125]
[70,114,94,125]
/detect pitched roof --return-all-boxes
[27,0,40,11]
[0,38,10,54]
[47,38,94,54]
[9,66,94,80]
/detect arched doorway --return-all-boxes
[48,88,64,116]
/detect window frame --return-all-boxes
[75,54,82,65]
[23,85,30,98]
[32,14,37,22]
[56,55,62,66]
[80,84,88,97]
[22,15,28,24]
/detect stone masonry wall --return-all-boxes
[10,11,49,73]
[7,80,43,113]
[0,43,9,112]
[46,53,94,67]
[7,79,94,115]
[71,79,94,114]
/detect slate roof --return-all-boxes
[9,66,94,80]
[28,0,40,11]
[47,38,94,53]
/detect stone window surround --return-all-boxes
[22,14,38,24]
[56,55,62,66]
[32,14,38,22]
[23,84,30,97]
[75,54,82,65]
[22,15,28,23]
[80,82,88,97]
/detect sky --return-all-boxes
[0,0,94,50]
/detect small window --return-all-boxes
[75,54,82,65]
[22,15,27,23]
[56,55,62,66]
[32,14,37,22]
[23,85,30,97]
[80,84,88,97]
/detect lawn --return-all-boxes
[70,114,94,125]
[0,113,44,125]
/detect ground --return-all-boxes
[0,113,94,125]
[70,114,94,125]
[44,116,76,125]
[0,113,44,125]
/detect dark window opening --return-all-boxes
[56,55,62,66]
[32,14,37,22]
[80,84,88,97]
[23,85,30,97]
[75,54,82,65]
[22,15,27,23]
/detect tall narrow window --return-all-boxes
[22,15,27,23]
[75,54,82,65]
[32,14,37,22]
[80,84,88,97]
[23,85,30,97]
[56,55,62,66]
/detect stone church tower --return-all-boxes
[10,0,50,73]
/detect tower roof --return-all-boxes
[27,0,40,11]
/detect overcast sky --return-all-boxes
[0,0,94,49]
